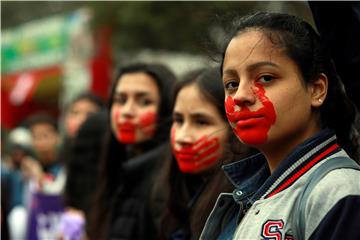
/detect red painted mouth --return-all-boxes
[118,122,135,131]
[236,116,265,128]
[174,151,195,162]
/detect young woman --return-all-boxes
[158,67,255,240]
[54,93,105,240]
[63,92,105,139]
[88,63,177,240]
[57,111,107,240]
[201,12,360,239]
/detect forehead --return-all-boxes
[223,30,291,70]
[71,99,98,109]
[115,72,159,95]
[31,123,57,135]
[174,84,220,116]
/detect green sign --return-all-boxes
[1,15,70,73]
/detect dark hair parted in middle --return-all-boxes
[89,62,177,240]
[158,67,255,239]
[220,11,359,161]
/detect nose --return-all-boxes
[121,99,135,119]
[233,81,256,106]
[175,124,194,148]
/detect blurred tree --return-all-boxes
[1,1,312,54]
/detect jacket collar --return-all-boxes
[253,128,341,200]
[223,153,269,200]
[223,128,341,201]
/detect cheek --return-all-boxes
[226,84,277,145]
[253,83,276,125]
[139,111,156,128]
[65,117,79,136]
[138,111,157,137]
[224,96,236,122]
[170,127,176,146]
[111,108,120,127]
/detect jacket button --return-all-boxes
[235,190,243,196]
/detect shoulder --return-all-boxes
[305,167,360,239]
[312,167,360,198]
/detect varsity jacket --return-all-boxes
[235,128,360,239]
[201,129,360,239]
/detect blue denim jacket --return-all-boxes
[200,154,270,240]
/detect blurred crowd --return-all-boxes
[1,2,360,240]
[1,92,105,239]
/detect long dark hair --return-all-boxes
[220,12,359,161]
[158,67,254,239]
[89,63,177,239]
[58,92,105,166]
[64,111,107,218]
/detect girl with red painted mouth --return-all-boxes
[157,68,254,240]
[89,63,177,240]
[111,73,159,144]
[200,12,360,240]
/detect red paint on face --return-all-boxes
[225,83,276,145]
[113,110,136,144]
[139,111,157,137]
[113,110,157,144]
[171,130,220,173]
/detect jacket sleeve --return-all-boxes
[304,168,360,240]
[309,195,360,240]
[309,2,360,108]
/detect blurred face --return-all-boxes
[31,123,59,164]
[111,72,160,144]
[65,99,100,138]
[11,147,27,167]
[222,30,320,151]
[171,84,228,174]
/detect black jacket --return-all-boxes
[107,143,167,240]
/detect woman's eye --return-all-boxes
[138,98,153,106]
[195,119,210,126]
[172,116,183,124]
[113,96,126,105]
[224,81,239,91]
[258,75,275,83]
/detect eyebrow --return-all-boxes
[223,61,280,76]
[190,112,215,122]
[173,111,213,120]
[114,91,152,97]
[247,61,280,71]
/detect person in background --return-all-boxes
[157,67,255,240]
[1,128,11,240]
[201,12,360,239]
[62,92,105,140]
[88,63,177,240]
[57,92,105,168]
[6,113,62,240]
[2,127,33,209]
[57,111,107,240]
[56,93,105,240]
[22,113,62,193]
[3,127,34,240]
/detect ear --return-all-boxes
[309,73,328,107]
